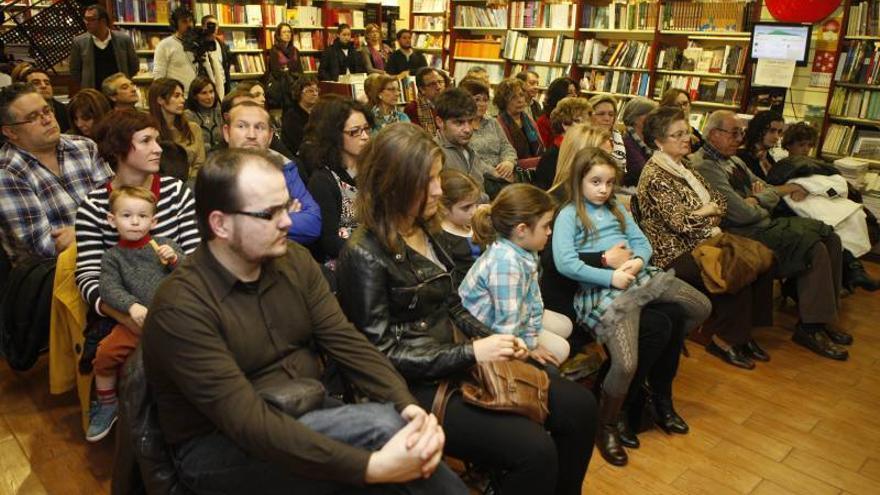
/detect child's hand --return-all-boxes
[513,337,529,360]
[129,303,148,328]
[611,268,635,289]
[620,257,644,275]
[156,245,179,265]
[530,345,561,367]
[495,161,515,181]
[603,242,632,268]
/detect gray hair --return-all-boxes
[620,97,658,127]
[101,72,129,98]
[588,94,618,112]
[702,110,736,135]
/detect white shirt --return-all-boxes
[153,35,197,91]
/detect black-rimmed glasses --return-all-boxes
[4,105,54,126]
[228,198,294,221]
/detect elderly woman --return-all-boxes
[588,94,626,170]
[737,110,785,181]
[659,88,703,152]
[458,78,517,180]
[336,123,596,495]
[534,96,593,190]
[536,77,579,145]
[280,75,320,156]
[365,73,409,131]
[68,88,112,138]
[636,106,775,370]
[495,77,544,161]
[620,97,658,187]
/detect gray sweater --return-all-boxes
[99,236,184,313]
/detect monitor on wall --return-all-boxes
[750,22,813,66]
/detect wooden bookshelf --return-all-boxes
[409,0,449,70]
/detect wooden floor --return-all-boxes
[1,264,879,495]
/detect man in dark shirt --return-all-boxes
[142,148,465,494]
[69,4,138,92]
[386,29,429,77]
[22,68,70,133]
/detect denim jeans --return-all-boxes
[173,402,467,495]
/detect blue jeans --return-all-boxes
[173,402,467,495]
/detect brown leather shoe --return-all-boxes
[793,326,848,361]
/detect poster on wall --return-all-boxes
[811,15,843,87]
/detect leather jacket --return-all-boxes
[336,228,492,384]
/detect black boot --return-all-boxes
[616,412,640,449]
[843,250,880,292]
[652,395,689,434]
[596,391,628,466]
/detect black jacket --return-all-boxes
[385,49,428,76]
[336,228,492,384]
[318,39,367,81]
[281,103,310,156]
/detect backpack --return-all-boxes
[0,255,56,370]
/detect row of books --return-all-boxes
[413,15,446,31]
[502,33,575,64]
[414,33,443,49]
[261,3,287,27]
[234,53,267,74]
[193,2,263,26]
[579,40,652,70]
[829,88,880,120]
[654,74,743,105]
[288,5,322,27]
[510,64,569,86]
[114,0,175,24]
[229,31,261,51]
[289,31,325,52]
[822,123,859,156]
[585,70,651,97]
[581,0,659,31]
[660,0,755,32]
[453,39,502,60]
[847,1,880,38]
[326,9,365,30]
[413,0,446,14]
[835,41,880,85]
[509,1,575,30]
[656,44,746,75]
[454,6,507,28]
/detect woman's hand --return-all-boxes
[603,242,632,268]
[694,201,722,217]
[611,268,635,290]
[473,334,521,362]
[530,345,561,367]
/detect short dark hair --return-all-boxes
[93,109,160,171]
[781,121,819,150]
[22,67,50,81]
[0,83,39,125]
[434,88,476,121]
[543,77,576,116]
[194,148,278,240]
[170,6,193,29]
[292,75,319,103]
[396,29,412,40]
[643,106,687,150]
[186,76,218,112]
[515,70,538,82]
[744,110,784,151]
[415,67,438,89]
[220,89,253,116]
[84,4,110,23]
[201,14,217,25]
[337,23,351,32]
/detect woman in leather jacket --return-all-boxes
[337,123,597,495]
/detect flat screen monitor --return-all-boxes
[750,22,812,66]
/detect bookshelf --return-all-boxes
[819,0,880,163]
[410,0,448,70]
[448,0,508,84]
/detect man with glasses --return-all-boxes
[222,100,320,246]
[69,4,138,93]
[22,68,71,133]
[0,83,112,260]
[692,110,851,361]
[404,67,445,135]
[142,148,465,494]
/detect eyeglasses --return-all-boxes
[4,105,54,126]
[344,124,371,137]
[667,130,690,140]
[717,128,745,138]
[228,198,294,221]
[83,16,99,22]
[302,87,319,95]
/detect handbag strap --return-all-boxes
[431,379,453,426]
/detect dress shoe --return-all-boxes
[843,253,880,292]
[616,414,640,449]
[706,341,756,370]
[596,391,628,466]
[823,327,854,346]
[652,396,689,435]
[742,339,770,362]
[792,327,849,361]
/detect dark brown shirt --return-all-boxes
[142,241,416,485]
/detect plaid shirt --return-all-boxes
[0,135,112,259]
[459,237,544,349]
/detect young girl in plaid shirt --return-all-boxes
[458,183,573,368]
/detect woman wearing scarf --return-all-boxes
[268,23,303,76]
[361,23,393,74]
[494,77,544,162]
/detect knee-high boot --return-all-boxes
[596,390,628,466]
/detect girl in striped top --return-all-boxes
[75,109,200,318]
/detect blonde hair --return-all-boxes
[471,184,556,246]
[549,123,611,193]
[564,148,625,242]
[108,186,158,214]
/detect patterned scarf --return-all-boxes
[417,96,437,136]
[500,111,543,156]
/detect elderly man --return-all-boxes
[101,73,140,109]
[142,148,466,494]
[0,83,111,261]
[404,67,445,135]
[691,110,850,361]
[69,4,138,91]
[515,70,542,120]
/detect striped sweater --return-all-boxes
[75,174,200,313]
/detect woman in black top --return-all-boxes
[318,24,367,81]
[336,123,596,495]
[268,22,303,76]
[737,110,785,181]
[281,75,320,156]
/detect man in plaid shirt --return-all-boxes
[0,83,112,262]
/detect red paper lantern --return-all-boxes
[765,0,842,23]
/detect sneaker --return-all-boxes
[86,400,118,442]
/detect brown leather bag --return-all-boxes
[432,328,550,425]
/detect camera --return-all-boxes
[180,25,217,58]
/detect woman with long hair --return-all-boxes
[268,22,303,76]
[336,123,596,495]
[148,78,205,179]
[536,77,579,145]
[68,88,112,138]
[184,76,224,153]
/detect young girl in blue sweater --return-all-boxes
[552,147,710,466]
[459,184,572,367]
